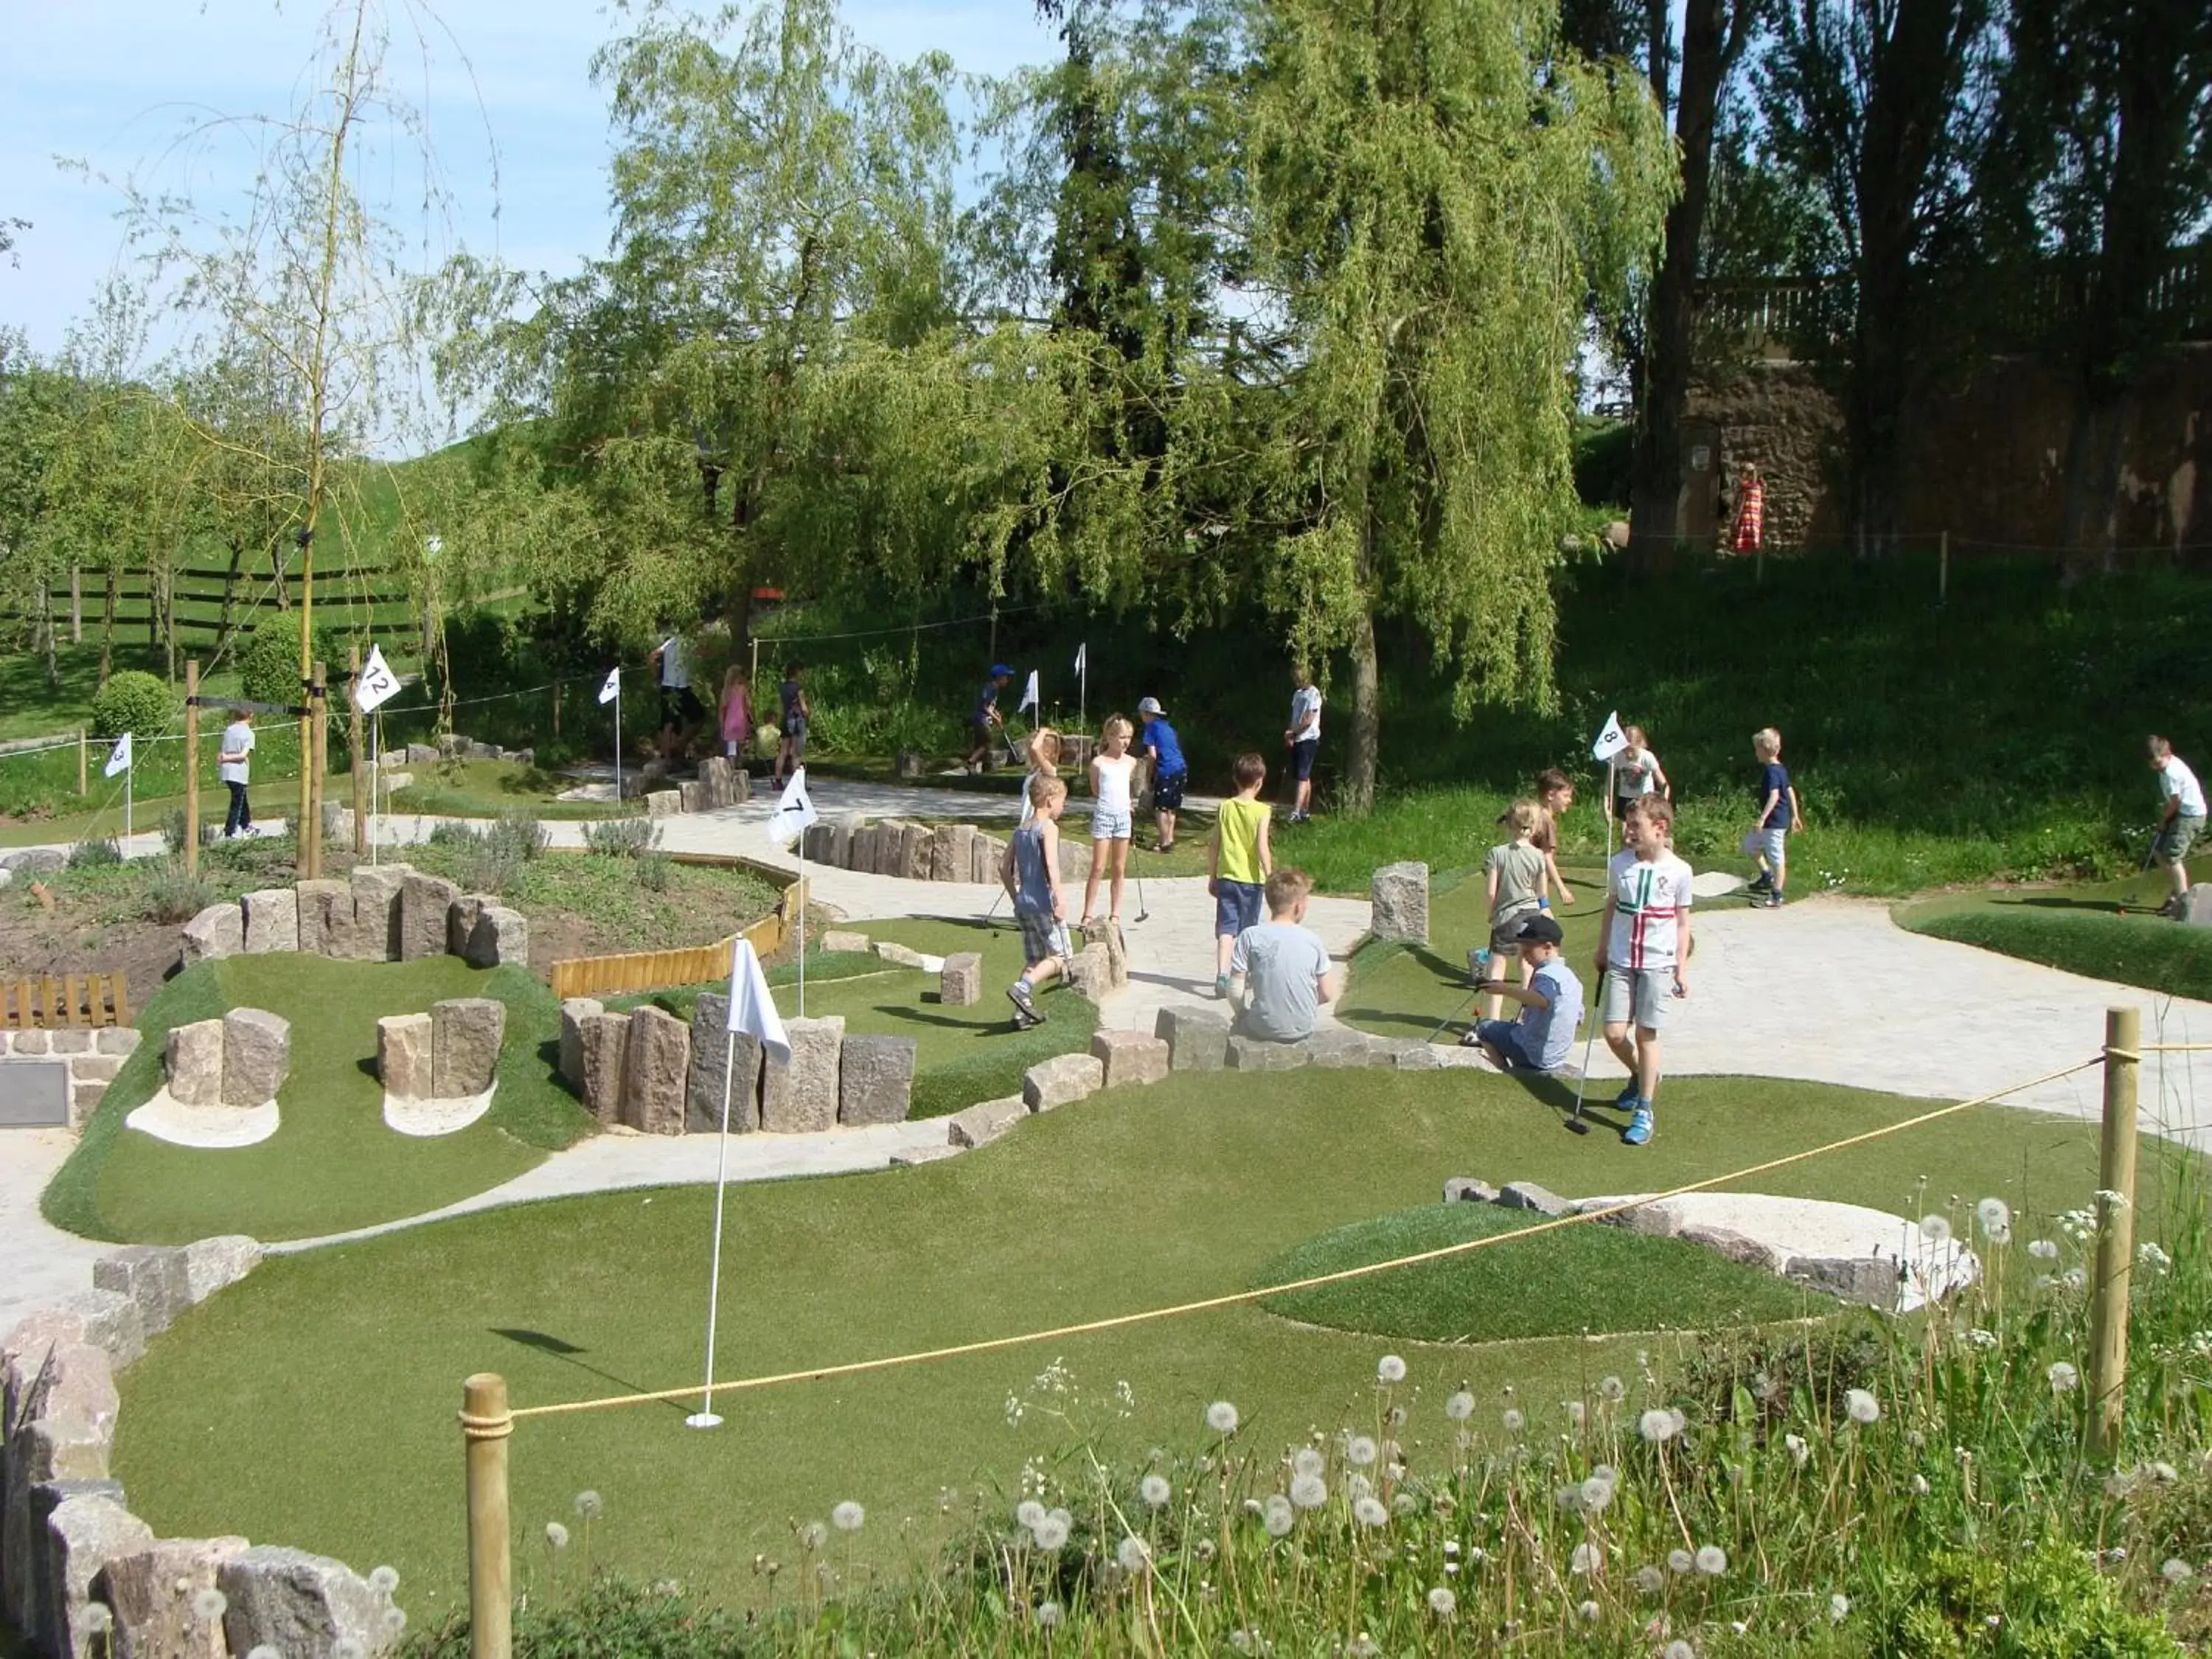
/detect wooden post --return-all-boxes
[184,662,201,877]
[308,659,329,879]
[2087,1005,2140,1462]
[77,729,87,796]
[1938,530,1950,608]
[460,1374,513,1659]
[349,646,366,855]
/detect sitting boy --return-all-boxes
[1229,867,1343,1042]
[1464,914,1585,1073]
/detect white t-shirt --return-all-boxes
[1612,747,1659,799]
[1290,685,1322,743]
[656,636,689,689]
[1093,753,1137,816]
[219,721,255,785]
[1603,848,1695,973]
[2160,757,2206,818]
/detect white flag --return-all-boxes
[765,765,818,848]
[723,938,790,1066]
[1074,641,1086,676]
[102,732,133,778]
[1590,710,1629,763]
[352,644,401,713]
[1018,669,1039,714]
[597,667,622,706]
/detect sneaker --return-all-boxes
[1747,872,1773,894]
[1615,1082,1641,1108]
[1622,1103,1654,1147]
[1458,1026,1484,1048]
[1214,974,1231,1001]
[1006,983,1045,1026]
[1761,890,1785,909]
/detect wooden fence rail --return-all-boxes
[547,865,804,1002]
[2,973,129,1030]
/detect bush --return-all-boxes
[584,815,658,858]
[237,622,350,709]
[637,851,674,892]
[1886,1539,2183,1658]
[89,671,175,740]
[145,861,218,924]
[159,808,190,856]
[487,810,549,866]
[68,838,122,869]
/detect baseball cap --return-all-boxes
[990,663,1013,678]
[1514,914,1564,945]
[1137,696,1165,717]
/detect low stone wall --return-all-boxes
[377,999,504,1102]
[799,816,1095,886]
[399,734,532,767]
[0,1031,139,1130]
[1,1240,408,1659]
[162,1011,290,1108]
[638,755,750,818]
[179,866,528,975]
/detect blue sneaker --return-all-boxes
[1622,1103,1654,1146]
[1615,1082,1641,1107]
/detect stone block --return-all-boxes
[240,888,299,955]
[1498,1180,1569,1217]
[685,994,760,1133]
[377,1014,434,1101]
[1091,1029,1169,1091]
[90,1250,189,1339]
[42,1495,153,1659]
[3,1343,117,1456]
[874,939,931,969]
[701,755,735,808]
[844,823,876,874]
[558,998,603,1089]
[890,1144,959,1167]
[1786,1256,1902,1308]
[760,1016,844,1133]
[577,1013,629,1125]
[819,931,871,956]
[1058,839,1093,885]
[464,905,529,970]
[94,1029,140,1057]
[0,848,66,874]
[404,742,438,764]
[730,768,751,804]
[1022,1053,1104,1112]
[446,894,489,958]
[674,780,703,813]
[1226,1033,1310,1071]
[217,1546,388,1659]
[969,835,998,885]
[293,880,353,956]
[347,864,412,961]
[181,1236,262,1304]
[431,999,504,1099]
[939,952,983,1006]
[69,1083,107,1129]
[164,1020,226,1107]
[1307,1029,1377,1068]
[1068,945,1114,1004]
[1444,1177,1500,1204]
[49,1030,91,1055]
[645,789,683,819]
[52,1292,144,1371]
[12,1029,49,1055]
[1080,918,1129,989]
[398,873,460,961]
[1680,1224,1790,1275]
[220,1009,291,1107]
[98,1536,251,1659]
[939,823,978,883]
[622,1006,689,1135]
[947,1096,1026,1150]
[72,1055,122,1084]
[179,902,243,966]
[1370,861,1430,944]
[1153,1006,1230,1072]
[2,1435,110,1637]
[801,824,837,864]
[1394,1042,1447,1071]
[838,1035,918,1125]
[902,822,934,882]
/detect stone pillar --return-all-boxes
[1370,861,1430,944]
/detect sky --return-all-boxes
[1,0,1060,362]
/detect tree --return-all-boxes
[1242,0,1672,810]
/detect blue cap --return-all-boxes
[990,664,1013,678]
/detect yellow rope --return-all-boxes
[505,1053,2107,1423]
[2135,1044,2212,1054]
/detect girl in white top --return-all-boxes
[1083,716,1138,925]
[1608,726,1669,827]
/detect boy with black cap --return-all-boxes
[967,664,1015,772]
[1464,914,1585,1074]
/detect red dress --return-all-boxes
[1731,476,1765,553]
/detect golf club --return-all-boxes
[1425,989,1478,1044]
[1134,868,1150,923]
[1565,967,1604,1135]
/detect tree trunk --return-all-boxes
[217,535,246,657]
[69,565,81,644]
[98,566,116,687]
[1342,505,1382,816]
[40,579,58,686]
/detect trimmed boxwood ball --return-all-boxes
[90,669,177,739]
[237,622,352,708]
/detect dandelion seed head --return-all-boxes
[1347,1434,1379,1467]
[1292,1447,1326,1479]
[2165,1559,2194,1585]
[1036,1600,1063,1629]
[1565,1399,1587,1429]
[382,1608,407,1638]
[1578,1599,1600,1623]
[1664,1643,1697,1659]
[1353,1495,1388,1528]
[574,1491,604,1520]
[1427,1586,1456,1617]
[1785,1432,1810,1467]
[1116,1534,1151,1573]
[1977,1197,2011,1237]
[2048,1361,2081,1394]
[1581,1475,1615,1513]
[1830,1592,1851,1622]
[1262,1495,1295,1537]
[192,1590,226,1624]
[1377,1354,1407,1384]
[1032,1515,1071,1551]
[1920,1213,1952,1242]
[368,1566,399,1596]
[1911,1473,1930,1495]
[544,1522,569,1550]
[1668,1548,1695,1575]
[1633,1565,1664,1593]
[1444,1389,1474,1420]
[1017,1500,1046,1531]
[1846,1388,1881,1425]
[2028,1238,2059,1260]
[832,1501,866,1532]
[1639,1408,1678,1443]
[1695,1544,1728,1576]
[1349,1637,1378,1659]
[1502,1408,1526,1433]
[1140,1474,1171,1508]
[75,1604,114,1636]
[1392,1492,1417,1517]
[1570,1541,1603,1575]
[800,1523,827,1551]
[1598,1374,1626,1402]
[1290,1472,1328,1509]
[1206,1400,1240,1434]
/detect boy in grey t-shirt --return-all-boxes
[1231,868,1342,1042]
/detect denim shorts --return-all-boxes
[1091,808,1133,841]
[1214,879,1264,938]
[1290,738,1319,781]
[1474,1019,1539,1069]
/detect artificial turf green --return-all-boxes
[112,1060,2188,1614]
[1259,1202,1818,1343]
[48,954,591,1244]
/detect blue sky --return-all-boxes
[1,0,1060,361]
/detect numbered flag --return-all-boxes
[1018,669,1040,714]
[1590,710,1629,763]
[765,766,818,849]
[1074,641,1086,676]
[723,939,790,1066]
[102,732,133,778]
[352,644,401,713]
[597,667,622,706]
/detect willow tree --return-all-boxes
[1243,0,1673,810]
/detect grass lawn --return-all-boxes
[1896,857,2212,1002]
[44,954,593,1245]
[386,759,633,822]
[111,1059,2188,1618]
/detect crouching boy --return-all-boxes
[1466,914,1585,1071]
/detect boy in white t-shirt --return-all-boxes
[1596,795,1693,1147]
[2149,735,2207,917]
[218,709,257,838]
[1284,667,1322,823]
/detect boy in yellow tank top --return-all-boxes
[1209,751,1274,998]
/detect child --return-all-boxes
[1596,796,1694,1147]
[1136,697,1186,853]
[1747,726,1803,908]
[1230,868,1343,1043]
[218,707,257,838]
[1608,726,1669,830]
[719,665,753,762]
[1284,667,1322,822]
[2149,735,2206,916]
[650,627,704,762]
[1209,752,1273,998]
[967,664,1013,773]
[1478,801,1551,1022]
[1017,726,1062,826]
[1002,773,1073,1027]
[1082,715,1138,925]
[1526,768,1578,906]
[773,663,810,787]
[1467,914,1584,1072]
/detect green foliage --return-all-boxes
[1885,1539,2183,1658]
[582,815,657,858]
[488,810,550,864]
[1901,891,2212,1004]
[635,850,673,893]
[88,669,175,740]
[236,622,349,709]
[158,807,189,856]
[143,860,218,925]
[66,837,122,869]
[1572,416,1633,509]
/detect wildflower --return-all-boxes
[1965,1327,1997,1349]
[1784,1433,1810,1467]
[1377,1354,1408,1384]
[1599,1375,1626,1402]
[1354,1496,1388,1528]
[1846,1388,1881,1425]
[1977,1197,2011,1239]
[1290,1473,1328,1509]
[1571,1541,1604,1575]
[1140,1474,1171,1509]
[2140,1241,2174,1273]
[1427,1586,1456,1617]
[383,1608,407,1638]
[2028,1239,2059,1260]
[1830,1593,1851,1622]
[1920,1213,1952,1243]
[1633,1565,1664,1593]
[832,1501,866,1532]
[1911,1474,1930,1495]
[1033,1515,1071,1551]
[545,1522,570,1550]
[1116,1534,1151,1574]
[1017,1500,1046,1531]
[1639,1408,1679,1443]
[1581,1474,1616,1513]
[1565,1399,1587,1429]
[2048,1361,2080,1394]
[1502,1409,1526,1433]
[74,1605,114,1637]
[574,1492,604,1520]
[1037,1600,1063,1629]
[1668,1548,1695,1574]
[192,1590,227,1624]
[1348,1435,1379,1467]
[2062,1266,2088,1290]
[1293,1447,1326,1480]
[1695,1545,1728,1576]
[1393,1492,1418,1517]
[1207,1400,1239,1434]
[1444,1391,1475,1421]
[1665,1642,1697,1659]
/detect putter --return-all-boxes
[1134,868,1150,923]
[1565,968,1604,1135]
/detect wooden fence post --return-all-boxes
[77,729,87,796]
[349,646,366,855]
[307,660,329,880]
[184,662,201,877]
[460,1374,513,1659]
[2087,1005,2140,1462]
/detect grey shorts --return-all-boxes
[1091,808,1133,841]
[1600,967,1675,1032]
[1490,909,1540,954]
[2157,815,2205,864]
[1017,910,1072,968]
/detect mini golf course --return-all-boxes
[1898,860,2212,1003]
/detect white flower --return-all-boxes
[1444,1390,1475,1421]
[1116,1534,1151,1574]
[545,1521,570,1550]
[192,1590,227,1624]
[1846,1388,1881,1425]
[1377,1354,1408,1384]
[1206,1401,1239,1434]
[1036,1600,1063,1629]
[1140,1474,1171,1509]
[382,1608,407,1638]
[1920,1213,1952,1243]
[1668,1548,1695,1574]
[1032,1514,1071,1551]
[368,1565,399,1596]
[832,1501,866,1532]
[1571,1541,1604,1575]
[1966,1327,1998,1349]
[1911,1473,1930,1495]
[1502,1409,1526,1433]
[2028,1239,2059,1260]
[1262,1495,1295,1537]
[1665,1641,1697,1659]
[574,1491,605,1520]
[2164,1559,2194,1585]
[1977,1197,2011,1237]
[1581,1474,1615,1513]
[1599,1375,1626,1402]
[2140,1242,2174,1273]
[2048,1361,2080,1394]
[74,1604,114,1636]
[1695,1544,1728,1576]
[1830,1592,1851,1622]
[1347,1434,1379,1467]
[1639,1408,1679,1443]
[1785,1432,1810,1467]
[1290,1472,1328,1509]
[1353,1495,1388,1528]
[1017,1500,1046,1531]
[1293,1447,1326,1480]
[1427,1586,1456,1617]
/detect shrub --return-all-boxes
[89,671,175,740]
[427,820,482,849]
[486,810,549,866]
[68,838,122,869]
[159,808,190,856]
[1885,1539,2183,1658]
[637,851,673,892]
[584,815,658,858]
[237,622,349,709]
[145,861,218,923]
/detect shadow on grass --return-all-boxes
[2011,896,2130,914]
[871,1004,986,1034]
[492,1328,683,1416]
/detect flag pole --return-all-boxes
[686,1026,738,1430]
[370,709,381,866]
[124,752,132,846]
[796,827,807,1018]
[613,675,623,805]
